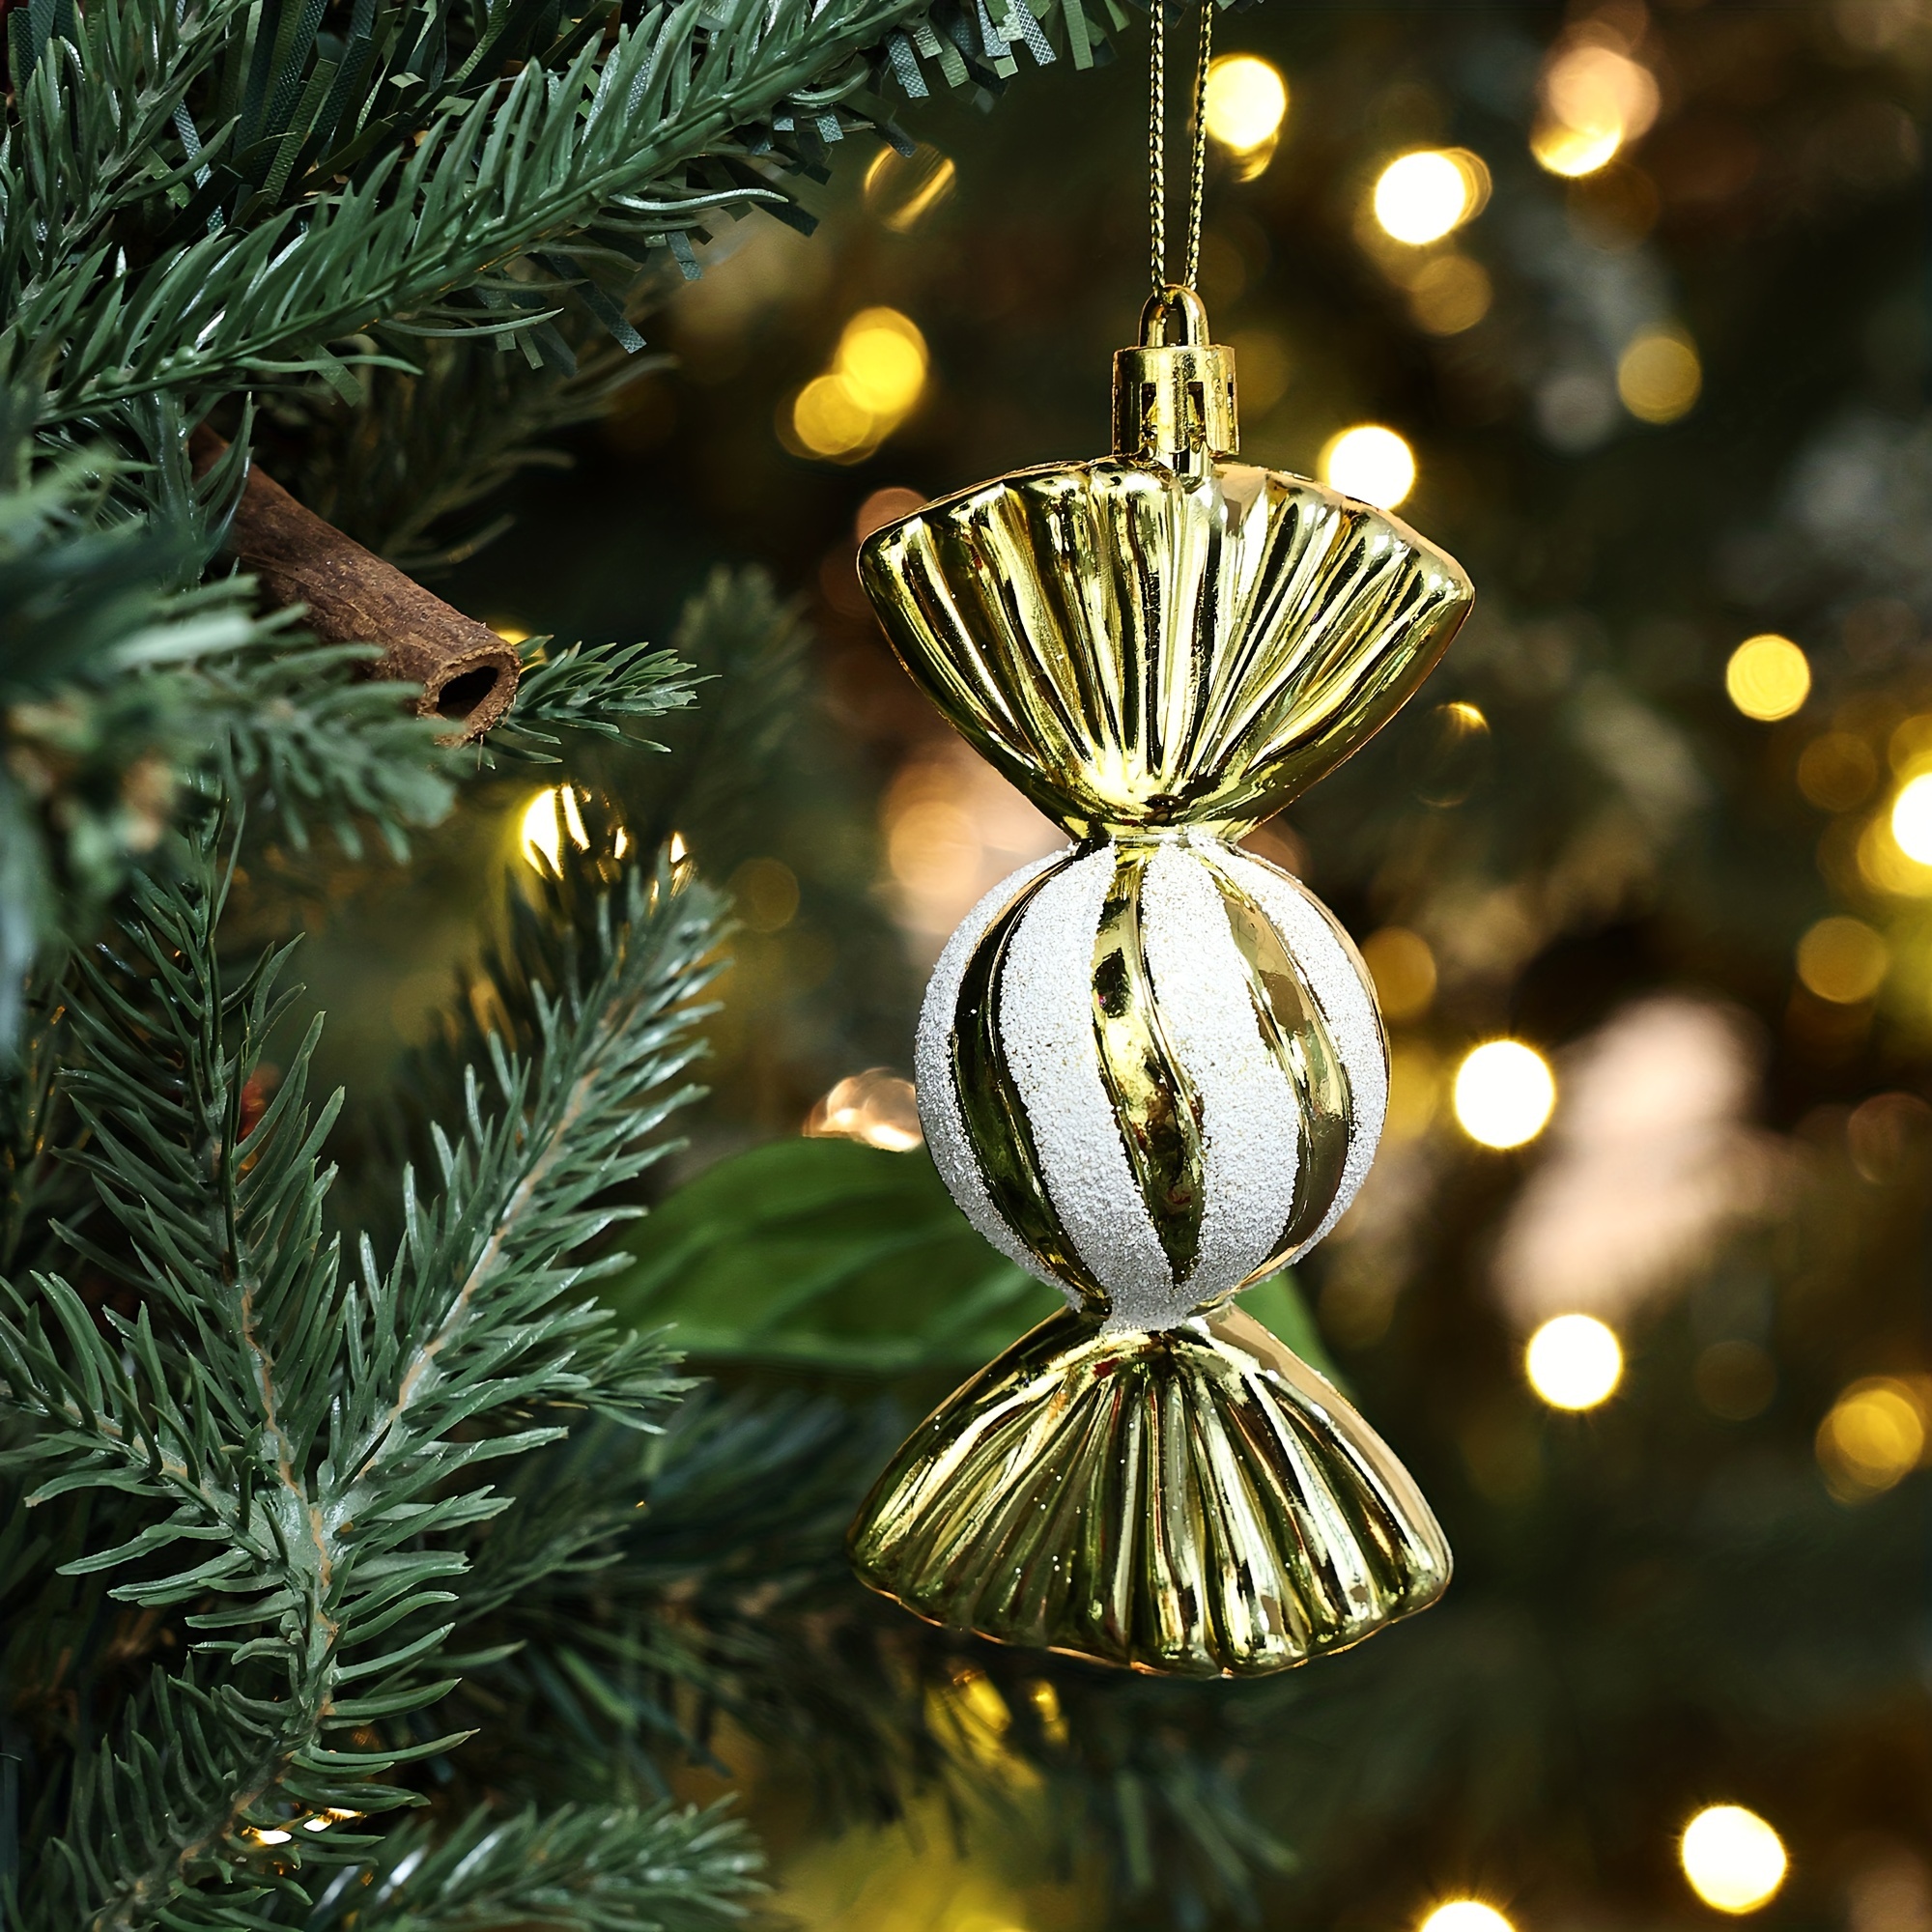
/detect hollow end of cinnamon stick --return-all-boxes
[191,427,522,743]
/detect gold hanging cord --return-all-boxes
[1148,0,1215,296]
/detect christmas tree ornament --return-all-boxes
[848,0,1474,1677]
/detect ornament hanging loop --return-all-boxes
[1113,283,1237,473]
[1149,0,1215,297]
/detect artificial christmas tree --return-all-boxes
[7,0,1932,1929]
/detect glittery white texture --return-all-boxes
[1140,842,1304,1313]
[998,847,1176,1321]
[916,850,1072,1293]
[1216,848,1389,1259]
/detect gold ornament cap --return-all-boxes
[1112,284,1236,474]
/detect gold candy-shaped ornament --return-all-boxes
[845,282,1475,1677]
[844,0,1472,1680]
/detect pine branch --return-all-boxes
[20,0,1075,421]
[0,434,468,1049]
[0,825,724,1928]
[302,1801,761,1932]
[489,638,701,766]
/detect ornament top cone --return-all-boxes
[859,285,1474,842]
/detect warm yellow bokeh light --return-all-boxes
[1532,41,1659,181]
[1796,915,1888,1005]
[1890,773,1932,863]
[1816,1378,1926,1499]
[1321,424,1416,509]
[1531,38,1658,177]
[1724,635,1810,721]
[835,306,927,414]
[1618,329,1702,423]
[862,144,957,232]
[1526,1314,1624,1410]
[1204,54,1288,154]
[1406,254,1492,336]
[1373,150,1490,244]
[1796,731,1876,811]
[783,308,928,462]
[1454,1039,1556,1149]
[1856,813,1932,898]
[519,784,589,872]
[1531,120,1623,177]
[1680,1805,1788,1914]
[1546,44,1660,139]
[1362,925,1437,1022]
[788,374,875,459]
[804,1068,924,1152]
[1419,1904,1515,1932]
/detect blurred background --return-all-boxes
[298,2,1932,1928]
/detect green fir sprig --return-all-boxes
[0,824,728,1927]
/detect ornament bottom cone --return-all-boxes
[847,1302,1450,1677]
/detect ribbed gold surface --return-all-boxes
[858,459,1474,839]
[848,1304,1452,1677]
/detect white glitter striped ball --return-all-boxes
[917,837,1388,1332]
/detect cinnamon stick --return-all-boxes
[191,427,520,742]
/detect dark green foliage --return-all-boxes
[285,336,679,570]
[0,825,729,1926]
[6,0,1108,427]
[0,438,458,1051]
[299,1802,761,1930]
[0,0,1126,1043]
[491,636,703,767]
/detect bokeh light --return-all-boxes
[1321,424,1416,508]
[730,855,800,934]
[1454,1039,1556,1148]
[788,375,874,460]
[1724,635,1810,721]
[1796,731,1876,811]
[1681,1805,1789,1914]
[1533,41,1660,177]
[1204,54,1288,155]
[784,307,928,462]
[1816,1378,1926,1500]
[519,784,590,872]
[862,143,956,232]
[1890,772,1932,862]
[1362,925,1437,1021]
[1526,1314,1624,1410]
[1857,812,1932,897]
[1617,329,1702,423]
[1419,1904,1515,1932]
[1406,254,1492,336]
[835,307,927,413]
[1796,916,1888,1005]
[1532,122,1624,178]
[804,1068,923,1151]
[1372,149,1491,244]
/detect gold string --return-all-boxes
[1149,0,1215,297]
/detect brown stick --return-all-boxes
[191,427,520,742]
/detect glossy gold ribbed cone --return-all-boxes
[848,1304,1451,1676]
[860,459,1472,840]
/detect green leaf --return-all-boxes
[605,1136,1063,1373]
